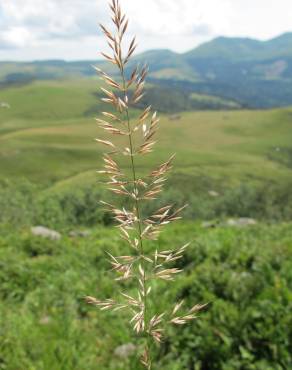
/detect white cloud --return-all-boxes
[0,0,291,60]
[2,26,36,47]
[113,0,232,37]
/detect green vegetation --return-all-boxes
[1,79,292,226]
[2,176,292,230]
[1,222,292,369]
[189,93,241,109]
[1,79,292,185]
[136,88,241,112]
[1,76,292,368]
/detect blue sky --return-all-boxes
[0,0,291,61]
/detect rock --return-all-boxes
[208,190,220,197]
[169,114,181,121]
[39,316,51,325]
[225,218,257,227]
[202,221,218,229]
[114,343,136,359]
[0,102,10,109]
[69,230,91,238]
[31,226,61,241]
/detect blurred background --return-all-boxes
[0,0,292,369]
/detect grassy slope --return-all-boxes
[1,79,292,188]
[190,93,241,109]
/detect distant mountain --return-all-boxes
[185,33,292,61]
[1,33,292,109]
[138,33,292,108]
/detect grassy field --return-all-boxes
[1,78,292,369]
[1,222,292,370]
[1,79,292,187]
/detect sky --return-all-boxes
[0,0,291,61]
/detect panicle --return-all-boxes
[86,1,207,368]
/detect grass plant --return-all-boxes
[85,1,206,368]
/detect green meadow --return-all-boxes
[1,79,292,185]
[1,78,292,369]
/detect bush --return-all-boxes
[0,179,38,226]
[35,185,111,228]
[1,177,292,229]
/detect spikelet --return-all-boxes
[85,1,207,368]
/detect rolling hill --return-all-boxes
[1,79,292,186]
[1,78,292,225]
[1,33,292,109]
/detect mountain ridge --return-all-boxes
[1,32,292,109]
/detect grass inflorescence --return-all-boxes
[85,1,207,368]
